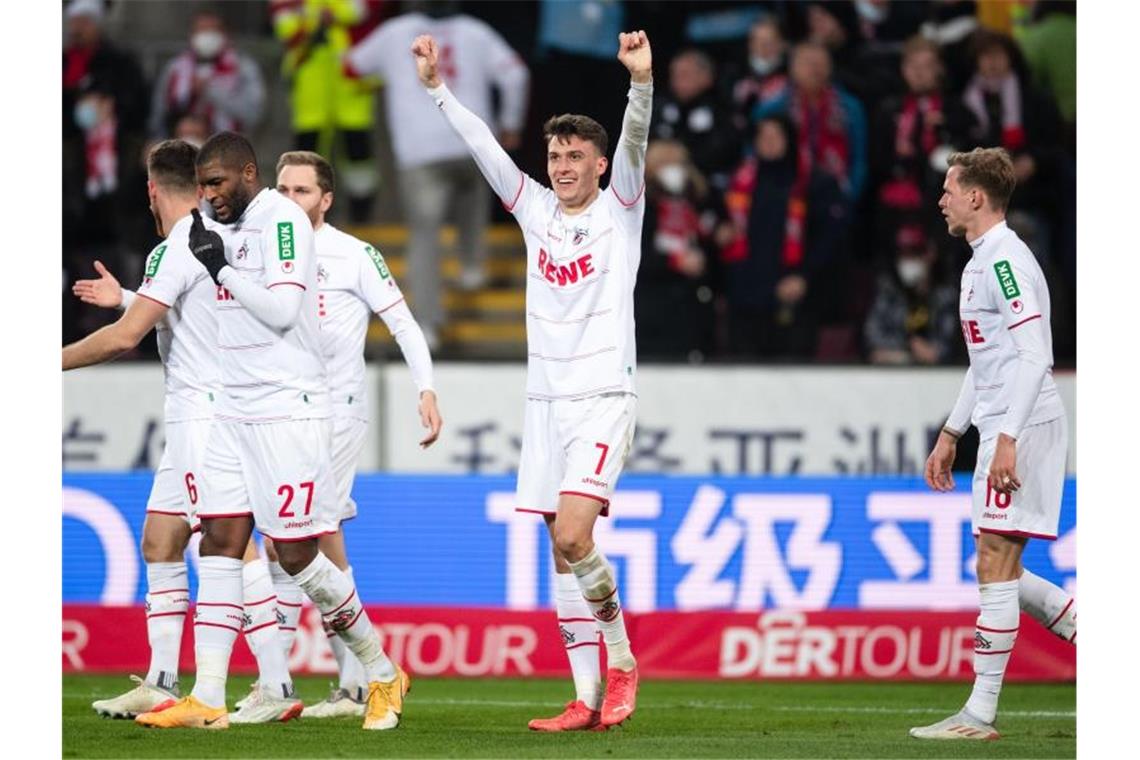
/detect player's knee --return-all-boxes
[198,522,247,559]
[975,540,1021,584]
[553,528,593,564]
[140,532,182,564]
[274,541,319,576]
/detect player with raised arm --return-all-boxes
[134,132,407,731]
[269,150,441,717]
[412,30,652,730]
[911,147,1075,741]
[65,140,299,723]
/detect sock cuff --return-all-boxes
[979,578,1020,594]
[568,547,605,576]
[243,558,272,583]
[267,561,291,582]
[146,561,188,589]
[198,555,243,580]
[292,552,334,587]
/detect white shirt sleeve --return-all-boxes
[217,268,305,331]
[427,82,530,212]
[608,81,652,209]
[945,367,976,435]
[137,241,194,308]
[994,257,1052,439]
[119,288,136,311]
[345,22,389,77]
[480,22,530,132]
[378,300,435,394]
[355,242,404,314]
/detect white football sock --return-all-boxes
[965,579,1019,724]
[144,561,189,692]
[190,556,243,708]
[569,547,636,672]
[268,560,303,657]
[555,571,602,709]
[337,566,369,697]
[242,559,293,698]
[292,552,395,683]
[1019,569,1076,643]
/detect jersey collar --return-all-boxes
[968,219,1008,252]
[234,187,273,227]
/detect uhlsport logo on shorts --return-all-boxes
[993,260,1021,300]
[277,221,295,260]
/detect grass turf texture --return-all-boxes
[64,674,1074,758]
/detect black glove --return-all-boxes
[189,208,228,285]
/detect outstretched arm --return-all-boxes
[63,295,167,370]
[72,259,136,311]
[610,31,653,206]
[412,34,527,207]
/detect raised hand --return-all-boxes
[411,34,441,88]
[617,30,652,83]
[72,260,123,309]
[189,208,228,285]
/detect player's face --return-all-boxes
[547,135,607,209]
[277,164,332,228]
[197,159,254,224]
[939,166,977,238]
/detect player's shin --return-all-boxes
[555,571,602,709]
[190,556,244,708]
[569,548,636,672]
[965,579,1019,724]
[145,561,189,693]
[1019,569,1076,643]
[268,560,304,656]
[242,559,294,697]
[292,552,396,683]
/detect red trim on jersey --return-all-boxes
[276,600,303,609]
[559,491,610,507]
[269,281,306,291]
[610,181,645,208]
[557,617,596,624]
[1007,314,1042,330]
[1048,599,1074,630]
[200,512,254,519]
[259,529,338,543]
[584,588,617,604]
[136,292,172,308]
[245,595,276,607]
[197,602,243,611]
[146,509,188,517]
[515,507,554,516]
[191,524,202,534]
[243,620,278,635]
[565,641,601,651]
[974,648,1015,655]
[503,171,525,212]
[148,588,190,596]
[375,297,407,315]
[146,611,187,619]
[976,624,1019,634]
[194,621,242,634]
[978,527,1057,541]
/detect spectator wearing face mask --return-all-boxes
[652,48,743,191]
[721,115,851,359]
[635,140,731,362]
[731,15,789,134]
[148,9,266,137]
[864,225,959,365]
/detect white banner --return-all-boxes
[383,364,1077,476]
[64,364,1076,475]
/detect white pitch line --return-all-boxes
[773,706,1076,719]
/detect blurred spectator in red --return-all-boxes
[753,42,868,203]
[730,15,789,134]
[652,49,743,191]
[148,9,266,138]
[871,35,972,262]
[864,224,959,365]
[635,140,731,363]
[721,115,852,359]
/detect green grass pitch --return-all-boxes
[64,674,1074,758]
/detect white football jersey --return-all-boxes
[215,188,330,422]
[135,213,222,422]
[315,223,404,421]
[958,220,1065,440]
[429,80,652,401]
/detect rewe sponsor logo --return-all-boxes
[719,611,976,679]
[536,248,596,287]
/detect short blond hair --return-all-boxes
[947,147,1017,212]
[276,150,334,194]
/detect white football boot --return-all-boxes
[92,675,179,719]
[909,709,1000,740]
[301,687,367,718]
[227,684,303,724]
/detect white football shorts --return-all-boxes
[330,415,368,522]
[197,417,339,542]
[145,419,212,532]
[516,392,637,517]
[972,415,1068,540]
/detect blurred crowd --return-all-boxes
[62,0,1077,366]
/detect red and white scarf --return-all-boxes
[84,114,118,199]
[165,47,242,132]
[963,73,1025,151]
[786,87,850,267]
